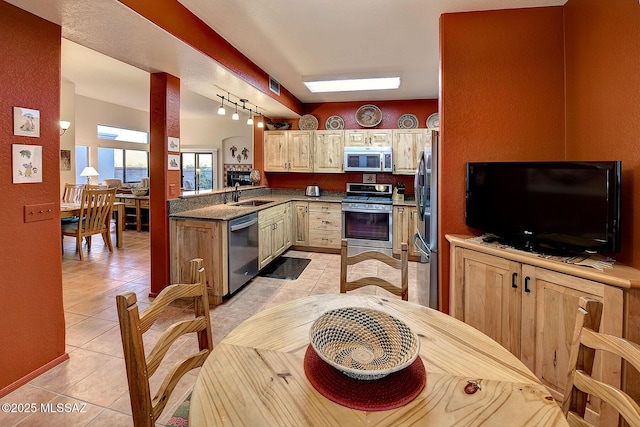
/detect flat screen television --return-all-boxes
[466,161,621,254]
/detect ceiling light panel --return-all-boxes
[303,77,401,93]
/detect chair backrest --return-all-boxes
[85,184,109,189]
[340,239,409,301]
[62,183,84,203]
[140,177,150,188]
[562,297,640,426]
[102,178,123,189]
[77,188,116,235]
[117,259,213,427]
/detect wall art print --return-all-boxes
[168,154,180,170]
[168,136,180,153]
[60,149,71,171]
[13,144,43,183]
[13,107,40,137]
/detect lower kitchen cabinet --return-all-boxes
[293,201,309,246]
[447,234,640,426]
[392,205,419,258]
[307,202,341,249]
[170,218,226,305]
[258,204,288,269]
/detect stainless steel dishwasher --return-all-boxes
[228,213,259,294]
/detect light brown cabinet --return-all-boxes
[313,130,344,173]
[258,204,289,269]
[448,235,640,426]
[170,219,226,305]
[392,129,430,175]
[344,129,392,147]
[263,130,313,172]
[307,202,342,249]
[392,205,419,258]
[293,201,309,246]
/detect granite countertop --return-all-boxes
[170,194,416,221]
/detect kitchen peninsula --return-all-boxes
[168,186,416,305]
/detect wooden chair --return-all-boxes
[102,178,123,189]
[562,296,640,426]
[117,259,213,427]
[61,183,84,203]
[340,239,408,301]
[61,188,116,260]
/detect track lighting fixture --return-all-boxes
[216,93,264,127]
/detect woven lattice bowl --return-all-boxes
[131,188,148,196]
[309,307,420,380]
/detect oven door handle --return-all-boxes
[413,232,431,259]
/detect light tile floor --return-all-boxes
[2,229,419,426]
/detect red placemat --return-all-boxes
[304,345,426,411]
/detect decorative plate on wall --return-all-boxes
[398,114,419,129]
[355,104,382,128]
[325,115,345,130]
[427,113,440,129]
[299,114,319,130]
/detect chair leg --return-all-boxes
[76,237,84,260]
[103,231,113,252]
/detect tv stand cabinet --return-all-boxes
[447,234,640,426]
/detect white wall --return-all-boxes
[74,95,149,184]
[60,79,76,197]
[64,95,253,190]
[181,114,252,188]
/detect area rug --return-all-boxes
[259,256,311,280]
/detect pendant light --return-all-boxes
[232,103,239,120]
[247,108,254,125]
[256,107,264,128]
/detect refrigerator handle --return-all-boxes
[413,232,431,259]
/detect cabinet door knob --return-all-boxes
[511,272,518,289]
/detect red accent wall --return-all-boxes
[258,99,438,192]
[439,7,566,311]
[150,73,181,295]
[117,0,302,116]
[564,0,640,269]
[0,3,66,393]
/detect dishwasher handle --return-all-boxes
[230,217,258,232]
[413,232,431,260]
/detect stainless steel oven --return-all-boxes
[341,183,393,255]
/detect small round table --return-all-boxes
[189,294,567,426]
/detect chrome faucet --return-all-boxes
[232,183,241,203]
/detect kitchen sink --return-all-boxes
[233,200,272,207]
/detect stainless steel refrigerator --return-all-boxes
[413,130,439,310]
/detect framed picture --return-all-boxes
[60,149,71,171]
[168,137,180,153]
[13,107,40,137]
[13,144,43,183]
[168,154,180,170]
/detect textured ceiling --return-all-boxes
[7,0,567,118]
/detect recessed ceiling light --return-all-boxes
[303,77,401,93]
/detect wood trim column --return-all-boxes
[150,72,181,296]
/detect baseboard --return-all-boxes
[0,353,69,398]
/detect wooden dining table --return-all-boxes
[60,201,125,248]
[189,294,569,426]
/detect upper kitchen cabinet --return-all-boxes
[392,129,430,175]
[313,130,344,173]
[264,130,313,172]
[344,129,393,147]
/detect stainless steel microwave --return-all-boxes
[343,146,393,172]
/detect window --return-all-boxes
[98,148,149,183]
[97,125,148,144]
[181,152,214,191]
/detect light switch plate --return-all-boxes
[24,203,55,223]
